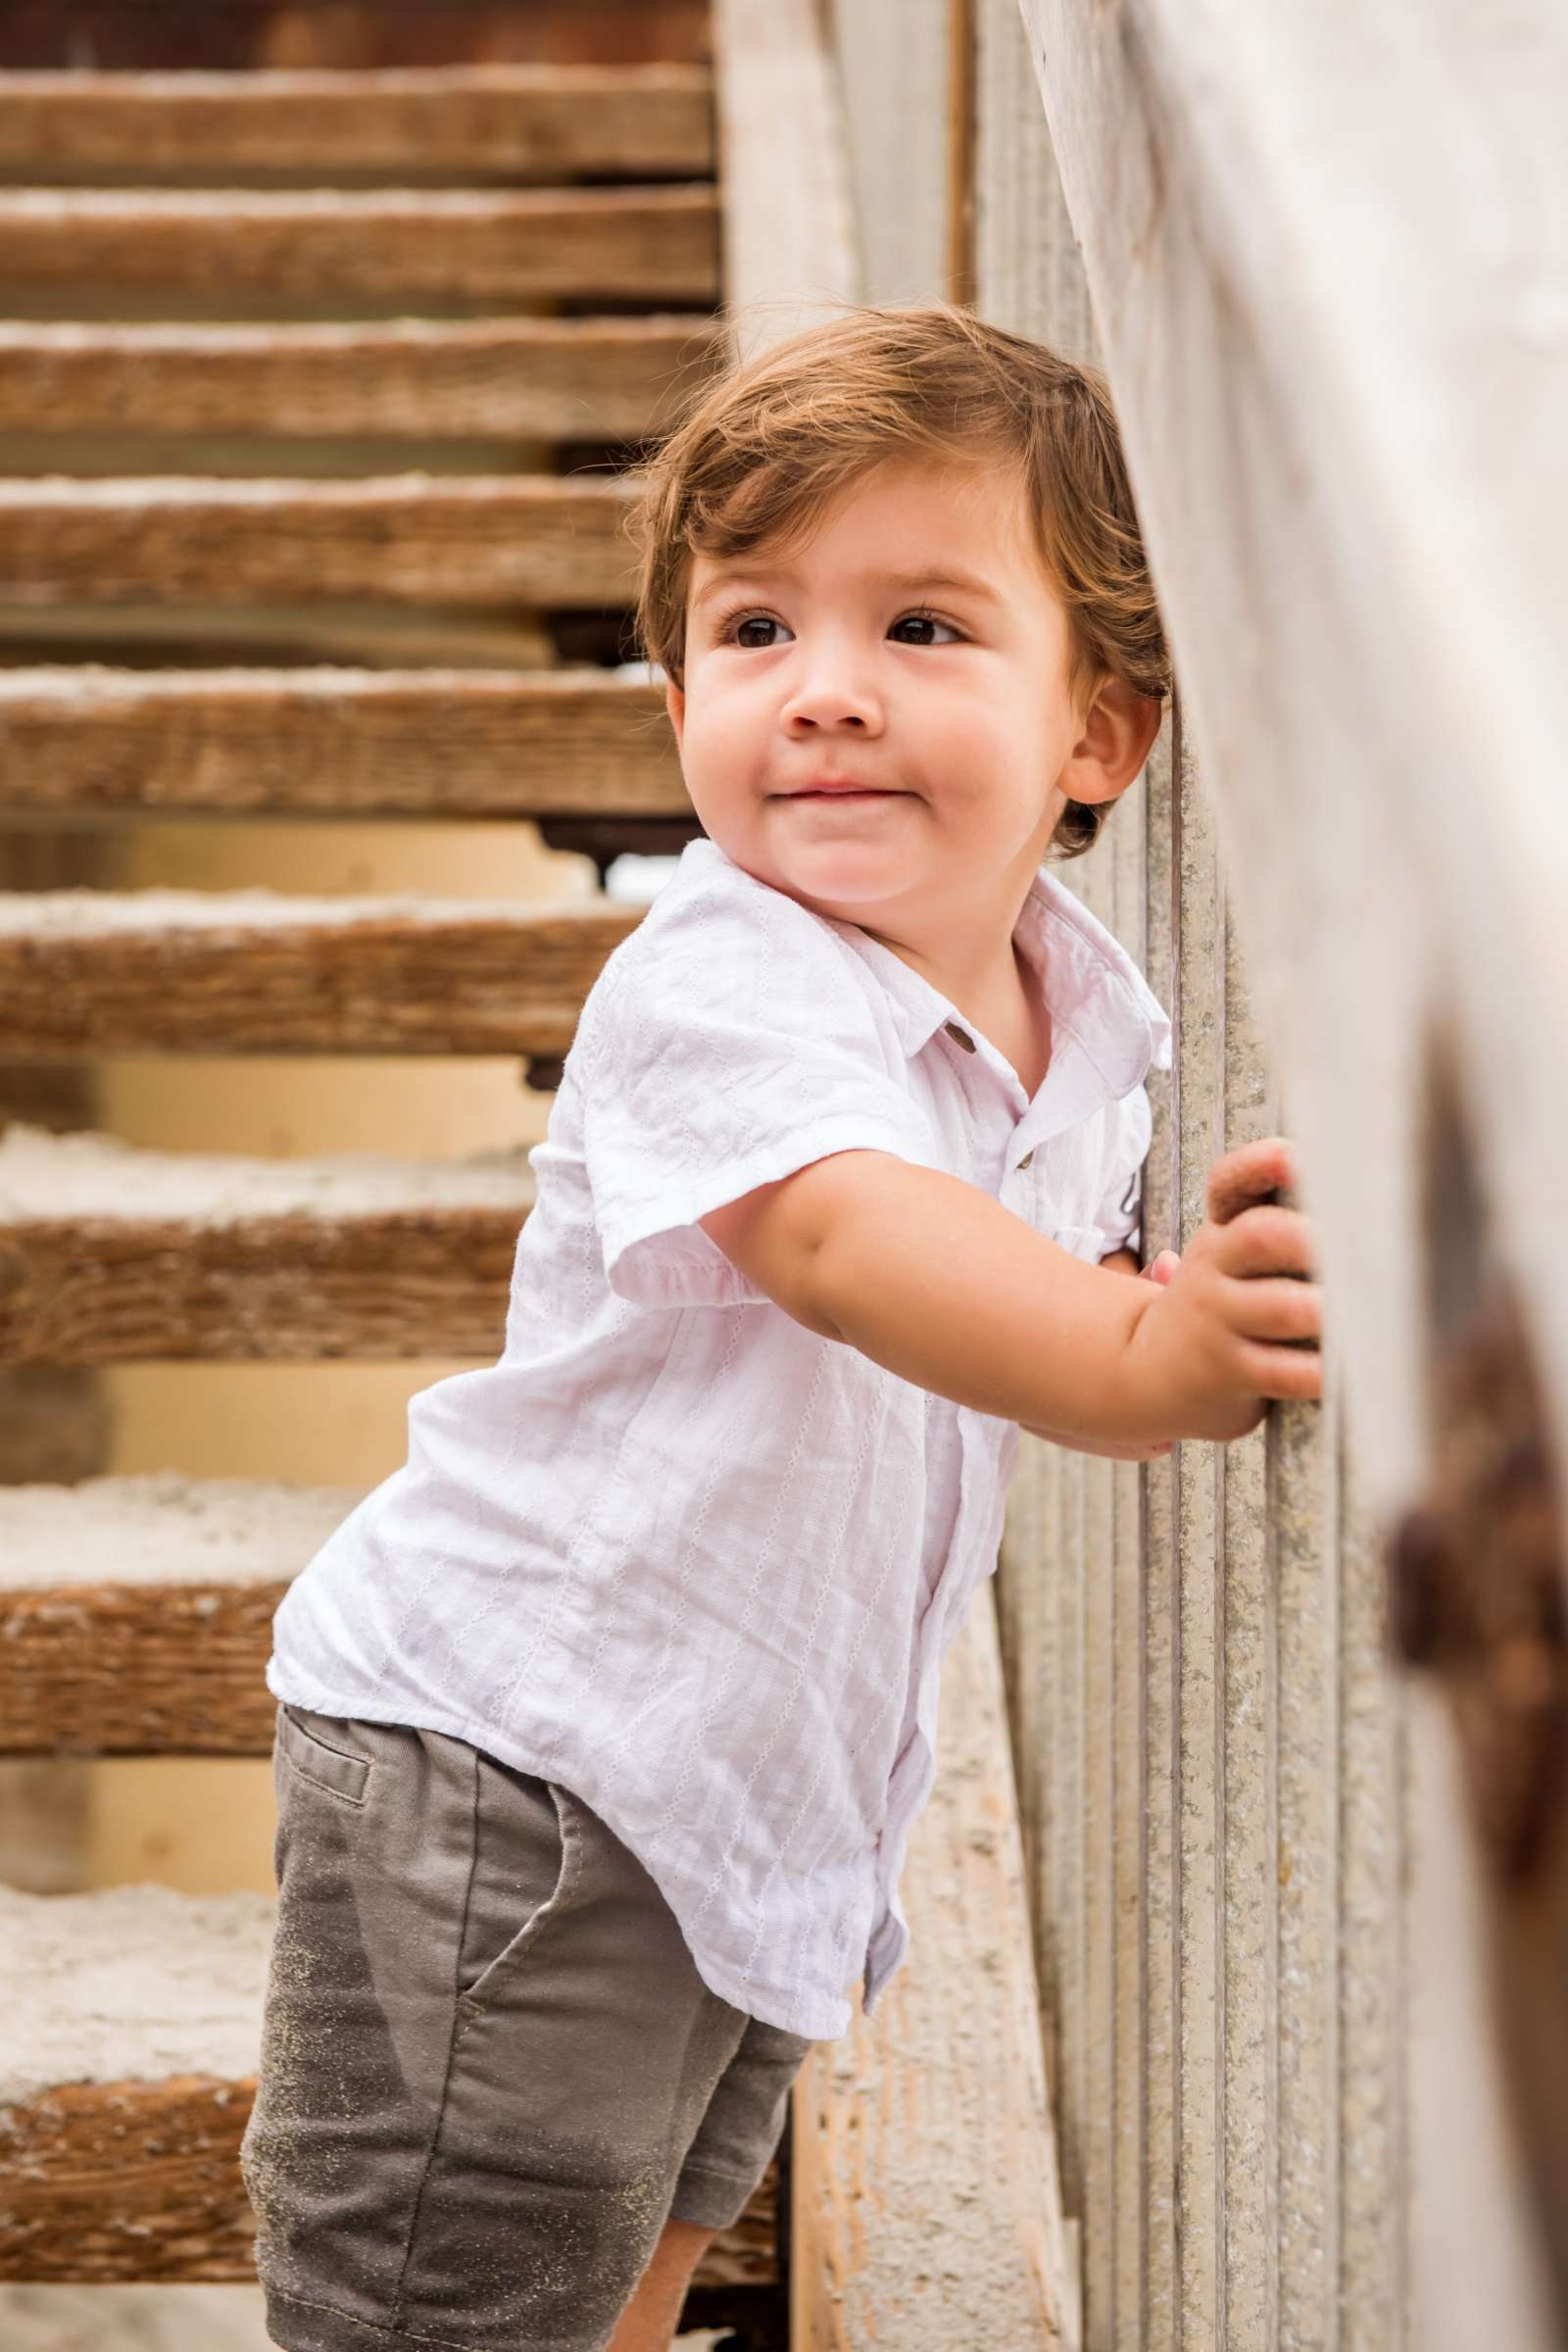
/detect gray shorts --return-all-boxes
[240,1702,813,2352]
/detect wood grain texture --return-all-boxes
[710,0,860,359]
[0,65,716,178]
[0,318,724,442]
[0,1168,530,1363]
[0,891,640,1055]
[0,1581,290,1754]
[790,1582,1076,2348]
[0,187,720,303]
[980,18,1415,2345]
[0,2071,778,2285]
[0,666,686,818]
[1012,5,1565,2345]
[0,475,641,608]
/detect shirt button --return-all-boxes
[1017,1149,1034,1169]
[943,1020,976,1052]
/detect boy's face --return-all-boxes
[664,453,1154,946]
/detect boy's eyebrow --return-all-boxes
[690,564,1004,612]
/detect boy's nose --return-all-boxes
[781,675,883,732]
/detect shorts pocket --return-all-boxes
[275,1703,372,1805]
[456,1764,580,2017]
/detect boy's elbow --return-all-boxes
[696,1172,845,1339]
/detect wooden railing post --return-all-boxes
[976,6,1417,2344]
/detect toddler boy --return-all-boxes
[242,304,1322,2352]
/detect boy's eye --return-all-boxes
[714,608,964,650]
[727,614,791,650]
[889,611,962,646]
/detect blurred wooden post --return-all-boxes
[977,4,1417,2344]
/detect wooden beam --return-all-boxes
[710,0,860,360]
[0,66,716,179]
[0,318,724,444]
[0,1472,361,1755]
[0,667,687,820]
[0,889,640,1055]
[0,187,720,305]
[790,1582,1077,2347]
[0,475,641,608]
[0,1124,533,1363]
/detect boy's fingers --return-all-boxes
[1206,1136,1297,1226]
[1238,1339,1325,1403]
[1223,1274,1324,1347]
[1212,1203,1316,1279]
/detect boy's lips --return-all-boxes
[783,781,906,798]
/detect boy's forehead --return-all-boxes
[687,456,1035,603]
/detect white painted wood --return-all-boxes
[980,3,1418,2340]
[826,0,951,303]
[710,0,861,361]
[1013,0,1568,1539]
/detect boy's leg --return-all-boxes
[606,2216,715,2352]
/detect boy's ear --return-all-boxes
[664,678,685,751]
[1060,674,1163,807]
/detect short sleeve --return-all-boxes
[579,873,940,1309]
[1093,1080,1153,1258]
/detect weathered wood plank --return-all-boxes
[0,1472,360,1755]
[0,1887,777,2284]
[790,1582,1076,2348]
[0,476,641,608]
[0,666,687,819]
[710,0,860,360]
[0,318,723,443]
[0,66,716,179]
[0,889,640,1055]
[1009,2,1567,2343]
[0,1124,533,1363]
[0,187,720,303]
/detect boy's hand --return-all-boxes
[1121,1136,1324,1443]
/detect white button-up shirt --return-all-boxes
[268,835,1172,2038]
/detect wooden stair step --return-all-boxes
[0,1123,533,1363]
[0,1471,364,1754]
[0,65,716,181]
[0,316,722,442]
[0,474,641,609]
[0,1883,777,2286]
[0,665,687,821]
[0,187,720,304]
[0,885,641,1055]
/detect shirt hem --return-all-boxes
[264,1659,857,2042]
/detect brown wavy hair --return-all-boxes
[629,301,1169,860]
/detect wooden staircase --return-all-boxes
[0,7,1079,2345]
[0,18,781,2335]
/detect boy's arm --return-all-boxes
[1019,1245,1170,1458]
[700,1141,1321,1448]
[700,1149,1163,1447]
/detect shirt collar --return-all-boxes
[843,860,1172,1100]
[684,835,1172,1102]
